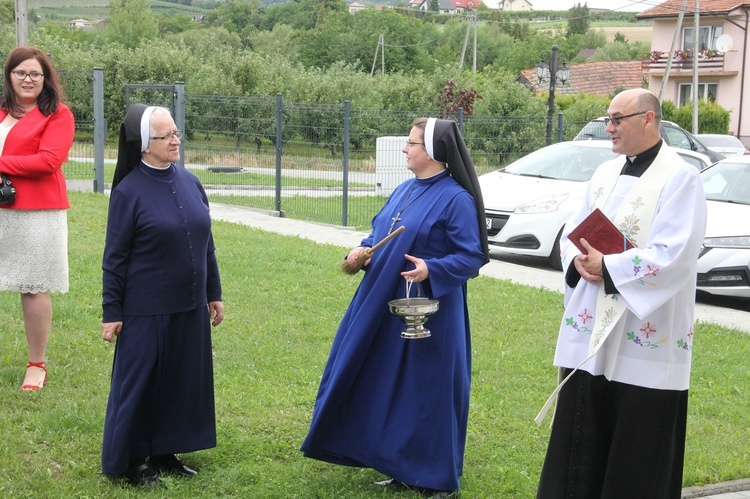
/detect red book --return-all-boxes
[567,208,634,255]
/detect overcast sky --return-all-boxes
[493,0,660,12]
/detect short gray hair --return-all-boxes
[637,92,662,125]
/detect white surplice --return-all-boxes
[554,145,707,391]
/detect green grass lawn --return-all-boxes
[0,191,748,497]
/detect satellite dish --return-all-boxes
[716,34,733,53]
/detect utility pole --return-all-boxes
[658,0,688,102]
[16,0,28,47]
[472,10,477,75]
[459,10,478,75]
[370,34,384,77]
[692,0,700,134]
[460,15,470,69]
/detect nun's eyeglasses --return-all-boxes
[150,130,183,141]
[12,70,44,82]
[405,140,424,147]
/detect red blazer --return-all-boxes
[0,103,75,210]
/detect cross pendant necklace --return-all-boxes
[387,178,438,235]
[387,181,416,235]
[388,215,401,235]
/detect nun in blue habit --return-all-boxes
[100,104,224,487]
[301,117,490,494]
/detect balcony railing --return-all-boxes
[641,51,725,72]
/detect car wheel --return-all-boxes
[549,227,563,271]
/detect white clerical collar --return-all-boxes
[142,160,171,170]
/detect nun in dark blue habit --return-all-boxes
[301,117,489,495]
[100,104,224,487]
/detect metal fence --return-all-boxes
[55,73,590,229]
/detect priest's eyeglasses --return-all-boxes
[603,111,647,127]
[150,130,183,141]
[12,70,44,82]
[405,140,424,147]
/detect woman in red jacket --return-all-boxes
[0,46,75,390]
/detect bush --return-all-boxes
[670,100,730,134]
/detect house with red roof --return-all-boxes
[418,0,482,13]
[348,2,367,13]
[504,0,533,11]
[517,60,645,97]
[637,0,750,141]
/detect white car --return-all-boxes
[479,141,620,270]
[697,156,750,298]
[480,142,713,270]
[676,148,713,171]
[695,134,748,158]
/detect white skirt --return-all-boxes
[0,209,69,293]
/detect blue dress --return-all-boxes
[301,170,485,491]
[101,163,222,475]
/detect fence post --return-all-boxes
[92,67,105,194]
[174,81,185,168]
[342,101,350,227]
[557,112,564,143]
[458,107,464,134]
[275,93,283,214]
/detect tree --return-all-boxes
[258,1,316,31]
[436,80,483,117]
[590,40,650,61]
[166,26,243,57]
[0,0,13,24]
[105,0,159,50]
[158,12,198,35]
[203,0,262,34]
[566,3,590,38]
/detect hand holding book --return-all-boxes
[567,208,634,255]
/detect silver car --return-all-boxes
[696,134,748,158]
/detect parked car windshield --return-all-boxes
[574,118,724,162]
[503,143,618,182]
[575,120,608,140]
[701,160,750,205]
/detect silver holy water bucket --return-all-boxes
[388,297,439,339]
[388,280,439,339]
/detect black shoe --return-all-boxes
[422,490,458,499]
[418,489,458,498]
[149,454,198,478]
[123,461,163,487]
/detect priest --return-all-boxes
[536,88,707,499]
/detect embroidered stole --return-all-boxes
[534,152,677,427]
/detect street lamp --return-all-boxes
[537,45,570,146]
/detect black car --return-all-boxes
[574,117,725,164]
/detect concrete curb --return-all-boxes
[682,478,750,498]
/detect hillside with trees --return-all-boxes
[0,0,729,134]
